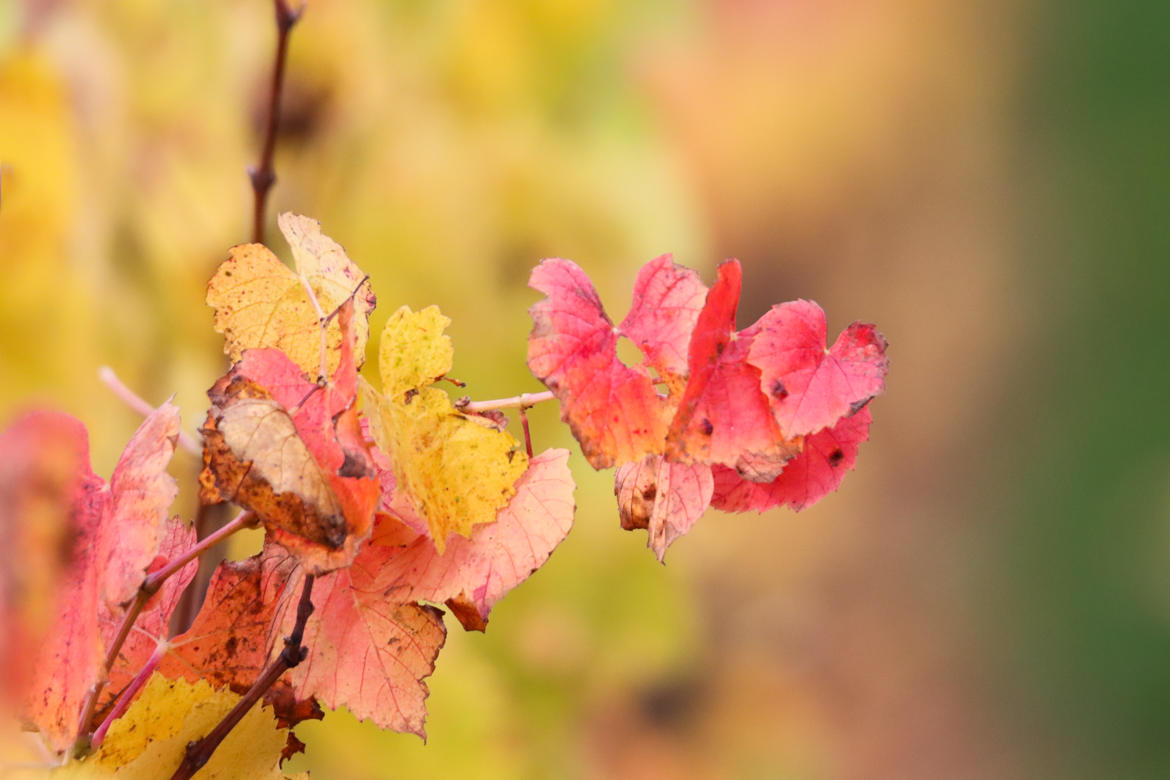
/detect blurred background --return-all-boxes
[2,0,1167,777]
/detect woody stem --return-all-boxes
[170,574,316,780]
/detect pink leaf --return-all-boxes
[618,254,708,390]
[527,258,667,469]
[748,300,888,436]
[615,455,714,562]
[2,405,180,752]
[665,261,797,478]
[286,559,447,737]
[373,449,575,631]
[711,407,872,512]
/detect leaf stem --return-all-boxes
[98,367,202,456]
[90,639,168,750]
[456,390,554,414]
[146,511,258,594]
[71,511,257,757]
[248,0,302,244]
[170,574,316,780]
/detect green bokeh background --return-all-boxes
[1,0,1167,777]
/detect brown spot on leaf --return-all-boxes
[770,379,788,400]
[828,448,845,467]
[699,418,714,436]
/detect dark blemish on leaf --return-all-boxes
[404,388,418,404]
[386,637,400,647]
[770,379,788,400]
[338,449,373,478]
[828,449,845,467]
[849,397,872,415]
[699,418,714,436]
[715,341,725,356]
[641,484,657,501]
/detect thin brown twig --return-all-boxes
[171,574,316,780]
[248,0,302,244]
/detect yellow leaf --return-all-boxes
[363,306,527,553]
[207,212,375,377]
[52,674,304,779]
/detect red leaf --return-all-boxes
[615,455,713,562]
[159,547,300,711]
[711,407,872,512]
[665,261,798,479]
[103,517,198,706]
[617,254,708,391]
[2,405,181,752]
[102,402,183,609]
[372,449,575,630]
[283,560,447,737]
[528,256,886,558]
[748,300,888,436]
[527,258,667,468]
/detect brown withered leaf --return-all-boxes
[200,374,353,572]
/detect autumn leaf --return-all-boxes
[362,305,528,553]
[527,258,668,469]
[103,518,198,709]
[282,563,447,737]
[199,305,376,574]
[664,260,800,480]
[53,674,304,779]
[747,299,889,437]
[163,543,447,738]
[711,407,873,513]
[0,413,100,723]
[615,455,713,563]
[372,448,576,631]
[3,404,181,752]
[527,256,888,558]
[616,254,707,394]
[206,212,376,377]
[159,548,298,702]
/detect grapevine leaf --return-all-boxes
[747,299,889,436]
[55,674,304,779]
[164,542,447,737]
[0,413,103,750]
[527,255,887,558]
[103,517,198,706]
[615,455,714,563]
[5,404,180,752]
[282,563,447,738]
[363,305,528,553]
[199,306,375,575]
[101,401,182,610]
[664,260,800,479]
[159,548,296,703]
[527,258,667,469]
[711,407,872,512]
[617,254,707,394]
[373,448,575,631]
[206,212,376,377]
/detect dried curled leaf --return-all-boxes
[207,212,375,377]
[200,303,376,574]
[363,305,528,553]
